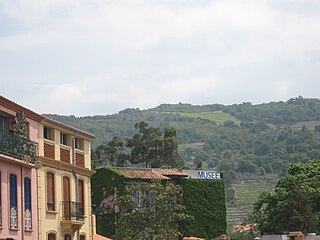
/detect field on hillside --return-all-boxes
[164,111,241,125]
[227,175,278,224]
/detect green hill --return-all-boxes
[46,96,320,222]
[163,111,241,125]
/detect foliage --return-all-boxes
[91,168,126,237]
[126,121,183,168]
[164,111,241,125]
[47,96,320,198]
[253,160,320,234]
[182,179,227,239]
[114,181,189,240]
[92,121,183,168]
[93,136,128,167]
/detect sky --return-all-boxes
[1,0,320,116]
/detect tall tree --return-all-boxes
[126,121,182,168]
[254,160,320,234]
[93,136,128,167]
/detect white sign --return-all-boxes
[183,170,221,180]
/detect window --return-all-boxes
[60,133,68,146]
[133,189,155,210]
[75,137,84,150]
[80,234,86,240]
[78,179,84,215]
[133,189,146,209]
[9,173,18,229]
[64,234,72,240]
[0,115,8,130]
[46,172,55,211]
[44,126,54,141]
[62,176,71,220]
[24,177,32,230]
[48,232,56,240]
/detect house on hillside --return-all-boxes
[91,167,227,239]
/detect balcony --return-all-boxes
[0,130,37,163]
[61,201,84,221]
[60,201,85,232]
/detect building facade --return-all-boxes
[37,117,95,240]
[0,95,104,240]
[0,96,42,240]
[91,167,227,239]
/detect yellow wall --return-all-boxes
[38,122,94,240]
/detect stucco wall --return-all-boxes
[37,166,93,240]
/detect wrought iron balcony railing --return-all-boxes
[60,201,84,222]
[0,130,37,163]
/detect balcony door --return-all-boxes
[63,176,70,220]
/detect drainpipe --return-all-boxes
[72,135,80,240]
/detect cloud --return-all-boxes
[1,0,320,115]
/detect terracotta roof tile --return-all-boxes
[153,168,189,177]
[115,168,170,180]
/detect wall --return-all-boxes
[0,155,38,240]
[0,104,39,240]
[91,168,126,238]
[91,168,227,239]
[182,179,227,239]
[37,166,93,240]
[37,122,94,240]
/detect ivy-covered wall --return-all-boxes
[91,168,126,237]
[92,169,227,239]
[182,179,227,239]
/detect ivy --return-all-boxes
[92,169,227,239]
[182,180,227,239]
[91,168,126,237]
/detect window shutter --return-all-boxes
[10,174,17,208]
[24,178,31,210]
[46,172,55,211]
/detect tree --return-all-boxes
[114,181,189,240]
[163,126,183,168]
[126,121,182,168]
[93,136,128,168]
[253,160,320,234]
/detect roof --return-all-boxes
[112,167,189,180]
[115,168,170,180]
[0,95,95,138]
[0,95,44,122]
[43,116,95,139]
[93,234,112,240]
[153,168,189,177]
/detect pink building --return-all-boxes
[0,96,43,240]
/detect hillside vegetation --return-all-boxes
[47,96,320,217]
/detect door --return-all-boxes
[63,176,70,220]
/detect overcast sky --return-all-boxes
[1,0,320,116]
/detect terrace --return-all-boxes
[0,129,37,163]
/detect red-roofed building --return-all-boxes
[92,167,227,239]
